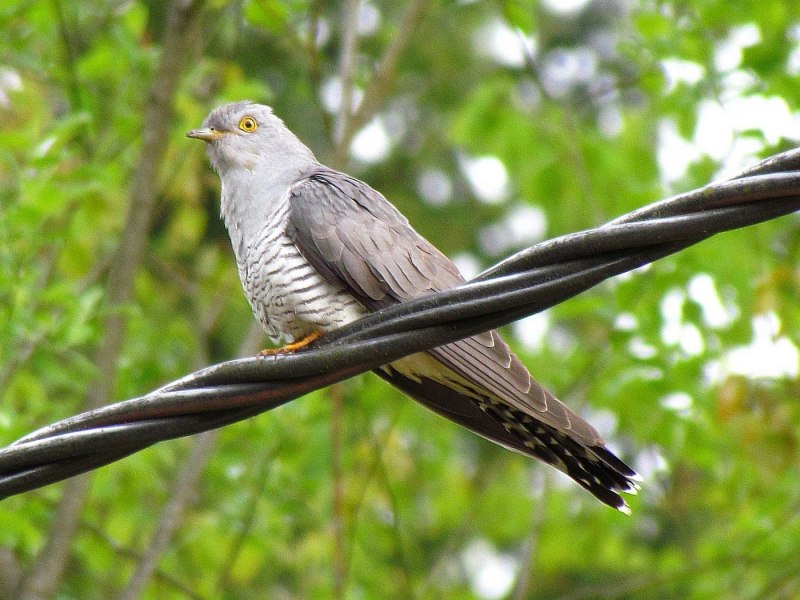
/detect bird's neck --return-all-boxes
[219,160,311,257]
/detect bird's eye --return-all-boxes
[238,116,258,132]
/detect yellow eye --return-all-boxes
[238,116,258,132]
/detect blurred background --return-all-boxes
[2,0,800,598]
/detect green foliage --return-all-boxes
[2,0,800,598]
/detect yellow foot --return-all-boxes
[258,331,323,357]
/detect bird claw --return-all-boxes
[258,331,323,357]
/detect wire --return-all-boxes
[2,149,800,499]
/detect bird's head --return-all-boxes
[187,101,316,177]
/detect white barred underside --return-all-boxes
[236,197,366,344]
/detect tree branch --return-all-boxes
[332,0,361,169]
[305,0,333,139]
[118,431,218,600]
[330,383,346,600]
[345,0,430,142]
[17,2,207,598]
[0,548,23,600]
[211,439,276,594]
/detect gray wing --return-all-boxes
[286,168,464,308]
[286,168,637,509]
[285,169,579,429]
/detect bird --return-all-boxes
[188,101,640,512]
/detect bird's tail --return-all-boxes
[378,367,640,512]
[479,399,640,513]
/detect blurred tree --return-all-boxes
[1,0,800,598]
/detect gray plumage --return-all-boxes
[188,101,640,512]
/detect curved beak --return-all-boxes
[186,128,222,143]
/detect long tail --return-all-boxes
[377,368,640,513]
[478,398,640,512]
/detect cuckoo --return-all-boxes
[188,101,640,512]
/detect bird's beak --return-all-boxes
[186,128,223,143]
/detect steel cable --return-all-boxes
[2,149,800,499]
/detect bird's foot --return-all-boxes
[258,331,323,357]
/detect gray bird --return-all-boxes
[188,101,640,512]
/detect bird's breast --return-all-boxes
[236,199,365,344]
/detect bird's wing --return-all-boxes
[286,167,600,435]
[286,168,465,307]
[287,168,637,509]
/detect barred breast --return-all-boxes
[237,198,366,344]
